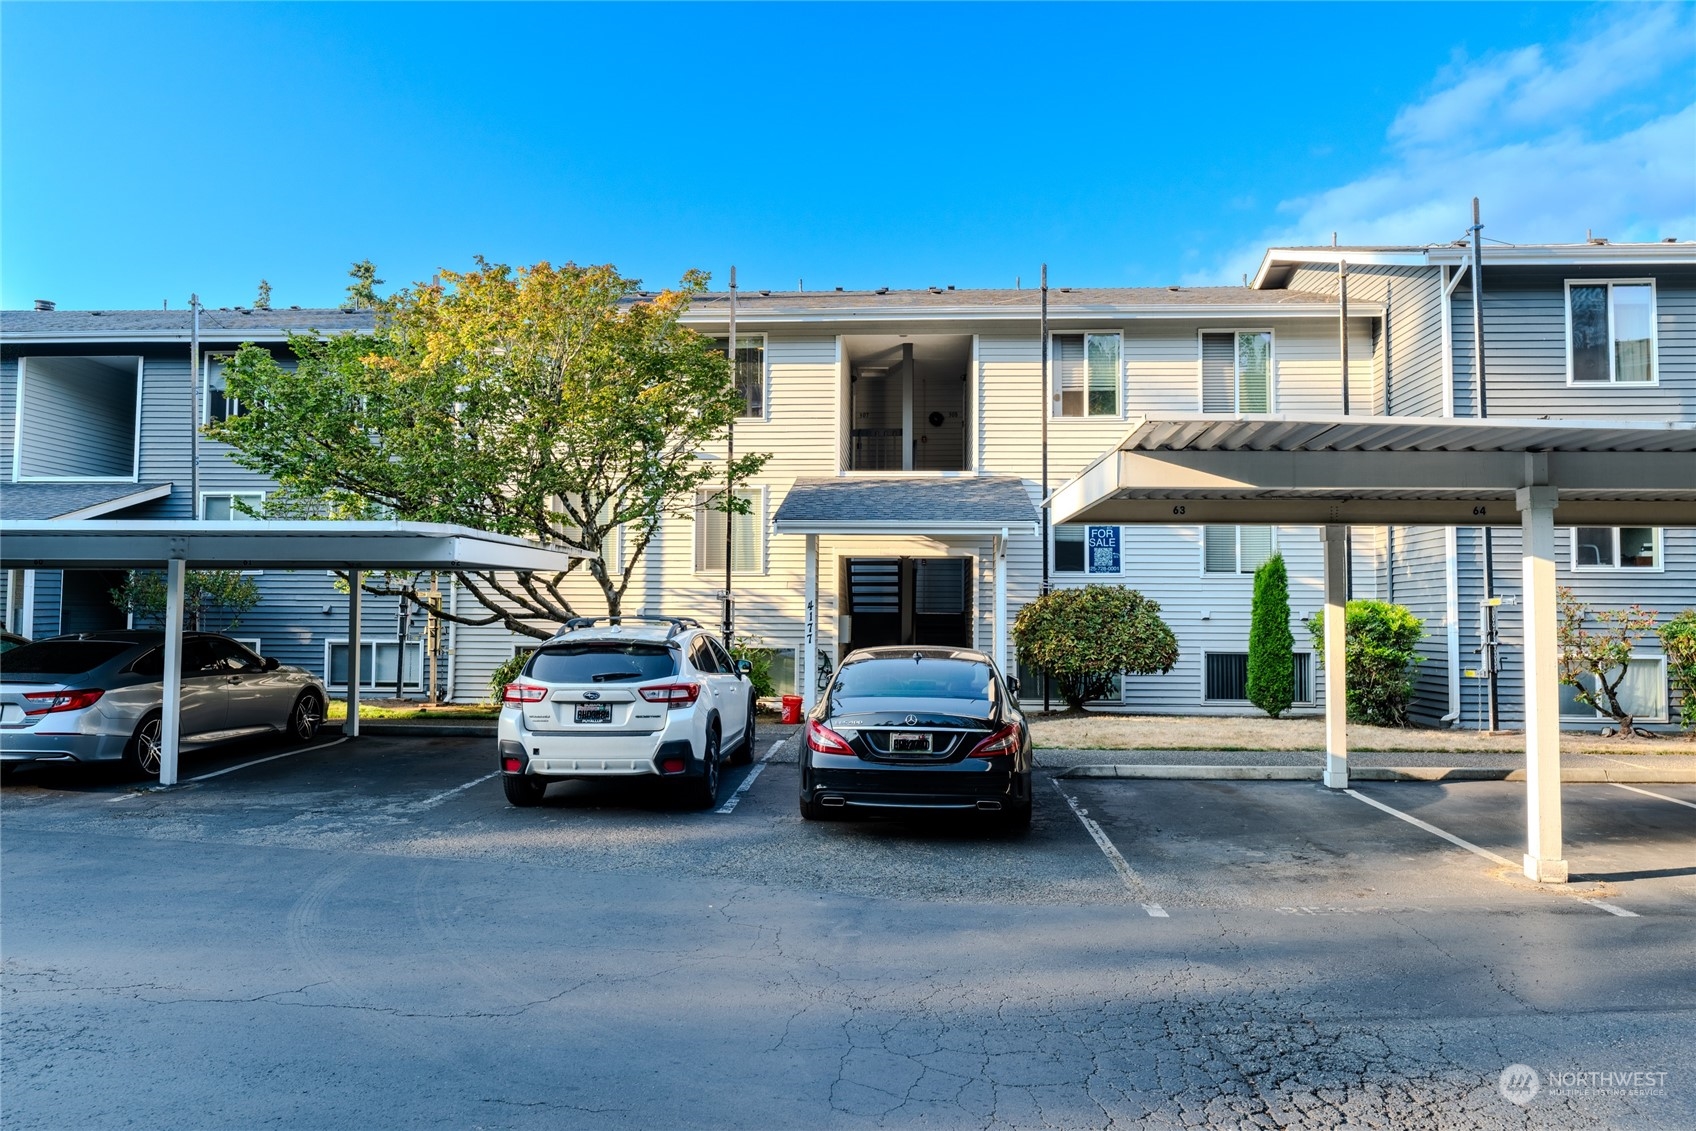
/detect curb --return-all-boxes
[1054,764,1696,784]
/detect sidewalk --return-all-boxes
[1040,746,1696,783]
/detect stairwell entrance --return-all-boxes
[841,557,973,656]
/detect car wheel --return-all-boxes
[799,796,829,821]
[286,691,324,743]
[728,705,756,766]
[503,773,548,807]
[996,802,1033,834]
[124,712,164,780]
[688,724,722,809]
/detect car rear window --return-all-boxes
[526,642,679,684]
[0,640,134,678]
[832,658,992,701]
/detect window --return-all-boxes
[1203,526,1274,574]
[327,640,424,690]
[1560,657,1668,722]
[1054,525,1122,574]
[1051,333,1120,417]
[1205,652,1313,704]
[1201,331,1272,413]
[201,492,265,521]
[204,355,243,423]
[1567,281,1655,384]
[713,335,766,418]
[695,488,762,573]
[1572,527,1660,571]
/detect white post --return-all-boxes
[160,557,186,786]
[802,536,819,711]
[1517,486,1567,883]
[992,533,1007,674]
[346,569,362,738]
[1323,525,1349,789]
[18,569,36,638]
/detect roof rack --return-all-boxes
[562,615,702,640]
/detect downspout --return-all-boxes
[1040,264,1050,713]
[1472,197,1498,732]
[1339,261,1352,600]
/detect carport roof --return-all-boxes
[1050,413,1696,528]
[0,519,593,571]
[772,476,1041,536]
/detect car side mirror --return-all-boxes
[1006,676,1021,696]
[263,656,281,671]
[736,659,752,678]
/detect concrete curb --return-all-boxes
[1054,764,1696,784]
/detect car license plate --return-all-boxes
[890,732,931,754]
[574,703,612,724]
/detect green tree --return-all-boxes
[1014,585,1178,710]
[254,279,272,310]
[346,259,384,309]
[1307,600,1423,726]
[1658,609,1696,729]
[1558,587,1659,734]
[1246,552,1294,718]
[110,570,261,633]
[209,258,767,639]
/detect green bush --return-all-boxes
[487,652,529,703]
[1659,609,1696,729]
[1246,553,1294,718]
[1306,600,1423,726]
[1014,585,1178,710]
[729,640,777,698]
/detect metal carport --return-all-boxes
[1049,413,1696,884]
[0,520,590,785]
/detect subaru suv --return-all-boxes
[496,617,756,809]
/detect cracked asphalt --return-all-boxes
[3,730,1692,1130]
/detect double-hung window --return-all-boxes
[695,488,762,573]
[1201,331,1272,412]
[201,492,264,520]
[204,355,242,423]
[1203,526,1274,575]
[713,335,766,418]
[1051,333,1121,417]
[1054,524,1123,575]
[1567,281,1656,384]
[1571,527,1660,571]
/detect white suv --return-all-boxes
[496,617,756,809]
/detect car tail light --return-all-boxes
[805,720,855,756]
[968,723,1021,758]
[502,683,547,705]
[22,689,104,716]
[660,758,686,774]
[639,683,701,708]
[501,757,524,773]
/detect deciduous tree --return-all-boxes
[110,570,261,633]
[1013,585,1178,710]
[1558,587,1659,735]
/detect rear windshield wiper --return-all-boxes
[592,671,643,682]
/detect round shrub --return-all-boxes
[1306,600,1423,726]
[1014,585,1178,710]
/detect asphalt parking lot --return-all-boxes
[3,730,1692,1130]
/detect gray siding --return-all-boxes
[1388,526,1455,725]
[31,571,62,638]
[0,359,16,483]
[15,356,138,478]
[1284,264,1446,417]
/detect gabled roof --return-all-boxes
[0,307,374,344]
[1253,240,1696,289]
[0,481,172,520]
[773,476,1040,535]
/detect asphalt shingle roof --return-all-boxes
[1,307,374,341]
[773,476,1039,528]
[686,286,1339,315]
[0,482,172,520]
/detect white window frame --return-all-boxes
[323,638,426,692]
[232,638,262,657]
[1048,331,1123,419]
[1052,524,1125,575]
[1196,329,1277,413]
[1201,525,1278,576]
[203,352,241,424]
[1559,655,1669,724]
[200,491,266,521]
[11,355,144,483]
[1569,526,1663,573]
[693,485,766,575]
[1564,279,1658,386]
[714,333,769,421]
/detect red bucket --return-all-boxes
[780,694,803,725]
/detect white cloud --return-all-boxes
[1188,5,1696,285]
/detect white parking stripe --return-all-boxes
[717,738,786,814]
[1050,778,1164,914]
[182,737,350,783]
[1611,783,1696,811]
[1342,787,1516,868]
[409,770,500,811]
[1580,899,1641,918]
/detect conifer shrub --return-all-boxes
[1246,553,1294,718]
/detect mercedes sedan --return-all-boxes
[799,646,1033,830]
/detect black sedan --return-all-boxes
[799,646,1033,831]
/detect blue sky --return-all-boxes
[3,2,1691,309]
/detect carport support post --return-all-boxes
[1322,525,1349,789]
[159,557,186,787]
[1517,486,1567,883]
[347,570,362,738]
[993,532,1007,674]
[802,535,818,712]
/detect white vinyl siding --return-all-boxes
[1201,331,1272,413]
[1051,333,1120,417]
[694,487,762,574]
[1204,526,1275,574]
[1567,280,1656,385]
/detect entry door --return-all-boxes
[843,557,974,654]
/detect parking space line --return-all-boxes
[409,770,500,811]
[1050,779,1164,915]
[1611,783,1696,811]
[1342,787,1516,868]
[717,737,787,814]
[1579,898,1641,918]
[183,737,350,783]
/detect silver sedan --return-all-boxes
[0,632,327,778]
